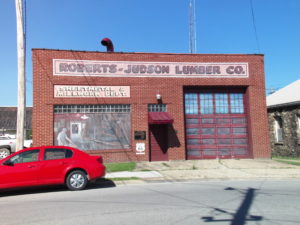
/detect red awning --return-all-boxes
[148,112,174,124]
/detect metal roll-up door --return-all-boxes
[185,92,249,159]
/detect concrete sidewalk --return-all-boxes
[106,159,300,184]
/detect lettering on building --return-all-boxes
[54,85,130,98]
[53,59,249,78]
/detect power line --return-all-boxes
[249,0,261,53]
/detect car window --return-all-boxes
[0,137,9,140]
[9,149,40,164]
[44,148,73,160]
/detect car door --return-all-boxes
[0,149,41,189]
[37,147,74,185]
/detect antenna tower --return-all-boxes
[189,0,197,53]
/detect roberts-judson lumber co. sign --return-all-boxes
[53,59,249,78]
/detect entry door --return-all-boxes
[149,125,168,161]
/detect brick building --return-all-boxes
[32,49,270,162]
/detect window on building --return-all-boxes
[185,92,245,115]
[200,93,213,114]
[297,115,300,132]
[297,115,300,142]
[185,93,198,114]
[230,93,244,114]
[274,117,283,143]
[54,104,131,151]
[148,104,167,112]
[215,93,229,114]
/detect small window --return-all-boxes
[215,93,229,114]
[148,104,167,112]
[9,149,40,164]
[200,93,213,114]
[44,148,73,160]
[297,115,300,133]
[185,93,198,114]
[274,117,283,143]
[230,93,244,114]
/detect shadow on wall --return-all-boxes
[168,124,180,148]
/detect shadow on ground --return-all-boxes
[201,187,263,224]
[0,178,116,197]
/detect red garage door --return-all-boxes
[185,92,249,159]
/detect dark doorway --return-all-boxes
[149,125,168,161]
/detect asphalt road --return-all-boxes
[0,179,300,225]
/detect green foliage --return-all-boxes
[272,156,300,161]
[274,159,300,166]
[105,162,136,172]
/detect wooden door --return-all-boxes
[149,125,168,161]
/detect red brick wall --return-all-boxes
[32,49,271,162]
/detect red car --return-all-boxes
[0,146,106,191]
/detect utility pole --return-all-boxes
[15,0,26,151]
[189,0,197,53]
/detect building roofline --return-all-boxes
[31,48,264,57]
[267,101,300,109]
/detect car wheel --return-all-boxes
[66,170,88,191]
[0,148,10,159]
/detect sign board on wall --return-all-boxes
[53,59,249,78]
[136,143,145,155]
[54,85,130,98]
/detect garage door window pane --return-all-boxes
[202,128,215,135]
[187,150,201,156]
[219,148,231,155]
[230,94,244,114]
[233,127,247,135]
[234,148,247,155]
[203,149,217,155]
[200,93,213,114]
[186,128,199,135]
[202,118,214,124]
[217,127,230,135]
[186,118,199,124]
[232,118,246,124]
[215,94,229,114]
[185,94,198,114]
[218,139,231,144]
[187,139,200,145]
[202,139,215,145]
[234,138,247,144]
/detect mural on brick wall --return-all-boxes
[54,113,131,150]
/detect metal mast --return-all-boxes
[189,0,196,53]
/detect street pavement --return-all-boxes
[2,180,300,225]
[106,159,300,184]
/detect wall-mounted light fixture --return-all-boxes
[156,91,161,100]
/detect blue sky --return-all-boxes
[0,0,299,106]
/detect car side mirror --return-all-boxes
[3,160,14,166]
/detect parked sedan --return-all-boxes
[0,146,106,191]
